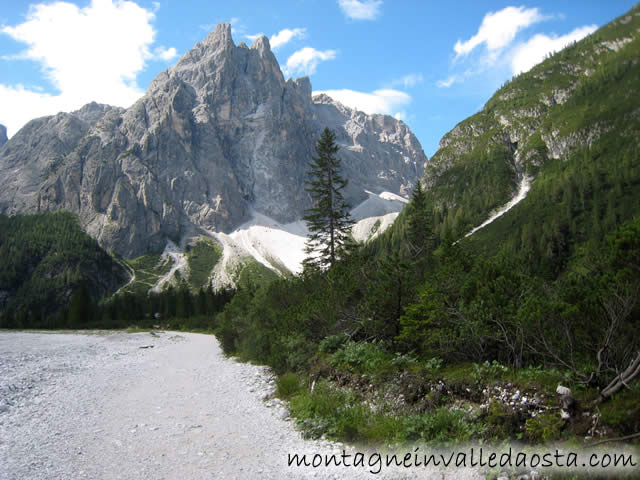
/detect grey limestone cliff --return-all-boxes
[0,125,7,148]
[0,23,426,257]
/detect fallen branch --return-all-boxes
[586,431,640,448]
[597,351,640,402]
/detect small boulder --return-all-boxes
[559,392,576,419]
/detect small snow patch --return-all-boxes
[463,175,532,239]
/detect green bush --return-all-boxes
[390,351,420,369]
[275,332,314,373]
[471,360,509,383]
[423,356,443,372]
[276,372,303,399]
[331,341,393,373]
[402,408,475,444]
[289,380,367,441]
[483,401,522,439]
[599,387,640,436]
[289,377,478,445]
[318,334,348,354]
[525,412,565,443]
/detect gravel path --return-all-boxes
[0,331,483,479]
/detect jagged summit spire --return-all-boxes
[203,22,234,50]
[250,35,271,53]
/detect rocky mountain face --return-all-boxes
[423,5,640,239]
[0,23,425,258]
[0,125,7,148]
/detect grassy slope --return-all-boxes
[119,252,174,296]
[186,238,222,290]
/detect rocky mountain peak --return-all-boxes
[290,77,312,101]
[312,93,335,105]
[202,22,234,50]
[250,35,271,53]
[0,125,7,148]
[0,22,427,258]
[73,102,119,126]
[153,23,285,104]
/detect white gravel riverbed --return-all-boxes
[0,331,483,479]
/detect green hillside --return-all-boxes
[426,3,640,261]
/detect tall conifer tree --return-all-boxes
[303,128,354,271]
[406,181,434,258]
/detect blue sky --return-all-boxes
[0,0,636,156]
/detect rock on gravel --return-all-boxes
[0,331,482,479]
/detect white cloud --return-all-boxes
[283,47,337,77]
[510,24,597,74]
[338,0,382,21]
[436,75,458,88]
[246,27,306,51]
[245,33,264,42]
[270,28,306,50]
[0,0,176,137]
[154,46,178,61]
[442,6,597,89]
[0,84,66,139]
[313,88,410,117]
[229,17,245,36]
[454,6,543,58]
[391,73,423,89]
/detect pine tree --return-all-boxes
[303,128,354,271]
[406,181,434,258]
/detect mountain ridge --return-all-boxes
[0,23,426,259]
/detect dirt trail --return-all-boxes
[0,331,482,479]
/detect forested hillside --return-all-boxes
[0,211,236,330]
[424,4,639,259]
[0,212,127,328]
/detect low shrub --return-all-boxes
[525,411,565,443]
[276,372,303,399]
[318,334,348,354]
[331,341,393,373]
[483,401,522,439]
[289,380,366,441]
[402,408,475,444]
